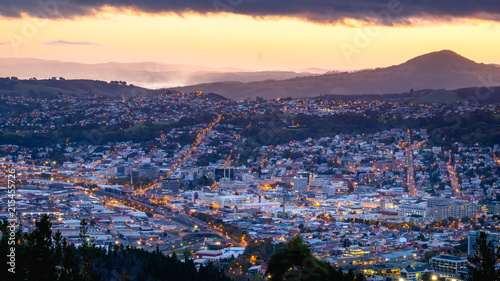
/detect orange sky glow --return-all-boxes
[1,9,499,71]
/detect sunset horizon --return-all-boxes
[1,1,500,71]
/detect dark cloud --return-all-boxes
[1,0,500,25]
[42,40,102,46]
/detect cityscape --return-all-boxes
[2,90,500,280]
[1,1,500,281]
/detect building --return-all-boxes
[468,231,500,257]
[343,245,371,257]
[219,178,246,189]
[125,164,159,179]
[293,176,308,192]
[428,198,448,208]
[398,203,428,217]
[215,167,235,181]
[195,250,222,260]
[162,178,181,191]
[483,201,500,215]
[490,201,500,215]
[199,193,256,208]
[430,255,467,277]
[476,200,500,214]
[428,201,476,221]
[400,266,433,280]
[296,171,310,184]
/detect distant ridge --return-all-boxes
[171,50,500,100]
[0,58,327,88]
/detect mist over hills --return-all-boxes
[0,58,325,88]
[171,50,500,100]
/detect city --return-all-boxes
[2,91,500,280]
[2,0,500,280]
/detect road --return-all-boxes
[447,160,461,197]
[167,114,221,177]
[405,130,416,197]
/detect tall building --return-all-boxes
[468,231,500,257]
[430,255,467,277]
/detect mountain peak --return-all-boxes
[402,50,477,69]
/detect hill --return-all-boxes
[0,77,163,97]
[171,50,500,100]
[409,90,463,104]
[0,58,325,88]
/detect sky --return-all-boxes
[0,0,500,71]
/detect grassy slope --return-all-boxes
[411,90,463,104]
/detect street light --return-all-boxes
[431,275,437,280]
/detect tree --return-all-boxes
[266,236,331,281]
[23,214,58,281]
[466,232,500,281]
[423,251,437,262]
[417,233,427,241]
[78,219,101,281]
[421,272,433,281]
[79,219,89,245]
[59,241,83,281]
[266,236,364,281]
[1,216,230,281]
[198,175,214,186]
[343,238,351,248]
[347,181,355,194]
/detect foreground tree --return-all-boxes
[266,235,363,281]
[0,215,230,281]
[266,236,331,281]
[466,231,500,281]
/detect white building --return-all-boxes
[398,203,428,217]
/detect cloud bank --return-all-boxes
[1,0,500,25]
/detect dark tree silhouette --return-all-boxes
[466,231,500,281]
[266,235,363,281]
[0,215,230,281]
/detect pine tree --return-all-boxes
[24,214,58,281]
[1,216,230,281]
[466,231,500,281]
